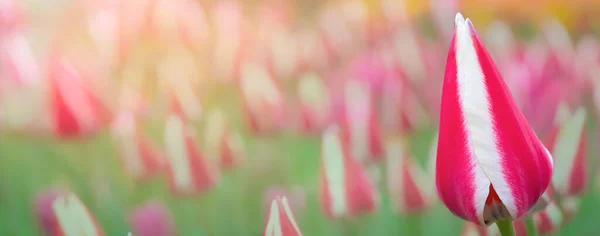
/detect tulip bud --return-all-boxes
[264,196,303,236]
[543,107,587,197]
[164,114,219,195]
[51,193,105,236]
[240,62,286,134]
[319,126,378,218]
[296,72,331,133]
[128,201,175,236]
[386,139,435,213]
[436,13,553,226]
[157,47,202,122]
[204,109,245,169]
[35,188,68,235]
[111,110,164,181]
[532,201,562,234]
[339,79,383,162]
[48,56,111,138]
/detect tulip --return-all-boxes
[264,196,303,236]
[0,33,40,87]
[51,193,105,236]
[436,13,553,228]
[0,33,46,132]
[239,61,286,134]
[152,0,208,51]
[47,56,111,138]
[386,139,435,213]
[543,107,587,197]
[128,201,175,236]
[532,201,562,234]
[111,110,164,181]
[338,79,384,162]
[35,188,68,235]
[157,47,203,122]
[164,114,219,195]
[379,51,426,133]
[296,72,331,133]
[204,109,245,169]
[319,126,378,218]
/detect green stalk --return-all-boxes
[496,218,515,236]
[524,216,539,236]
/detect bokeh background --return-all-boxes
[1,0,600,235]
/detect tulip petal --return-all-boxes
[320,126,378,218]
[52,193,104,236]
[437,13,553,225]
[264,196,303,236]
[164,114,218,195]
[533,201,562,234]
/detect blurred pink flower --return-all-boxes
[111,110,165,181]
[128,201,175,236]
[263,196,303,236]
[385,139,435,214]
[296,72,332,133]
[543,107,587,197]
[164,114,219,195]
[319,126,378,219]
[239,62,287,134]
[47,55,112,138]
[204,109,245,169]
[337,79,384,162]
[533,201,563,234]
[34,188,68,235]
[36,191,105,236]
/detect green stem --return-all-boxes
[524,216,539,236]
[496,218,515,236]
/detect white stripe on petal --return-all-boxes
[265,199,282,236]
[322,126,347,217]
[281,197,302,235]
[164,115,193,192]
[53,194,99,236]
[455,13,509,221]
[345,80,370,162]
[552,108,586,193]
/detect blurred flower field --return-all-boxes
[2,0,600,235]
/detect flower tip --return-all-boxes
[454,13,465,26]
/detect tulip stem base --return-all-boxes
[525,216,538,236]
[496,218,515,236]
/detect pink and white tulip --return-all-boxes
[436,13,553,226]
[296,72,331,133]
[386,139,435,214]
[164,114,219,195]
[532,201,563,234]
[338,79,384,162]
[319,126,378,219]
[111,110,164,181]
[47,56,112,138]
[50,193,105,236]
[212,0,248,83]
[157,47,203,122]
[240,61,286,134]
[543,107,587,197]
[263,196,303,236]
[204,109,245,169]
